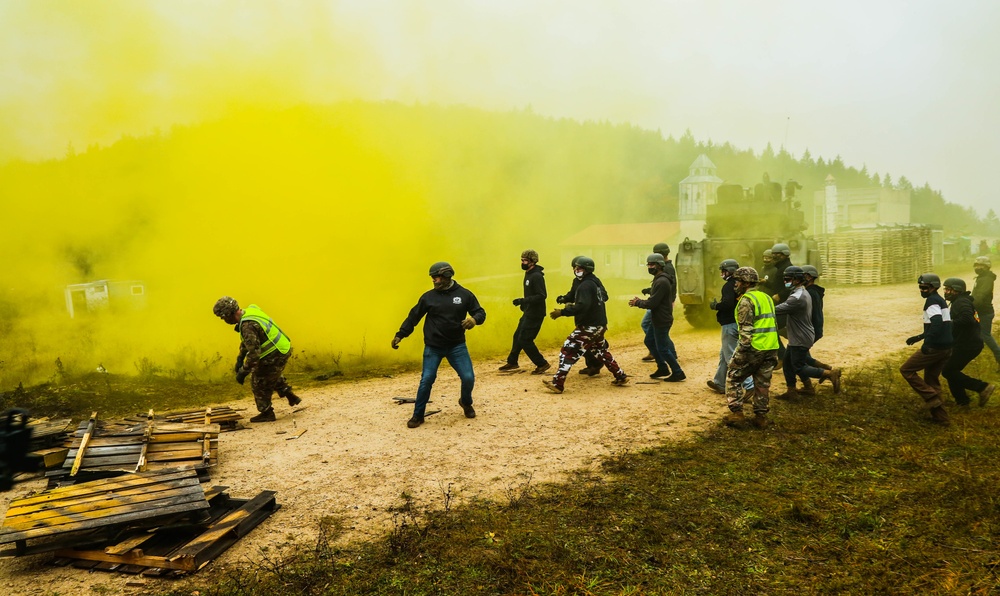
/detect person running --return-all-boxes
[629,253,685,381]
[900,273,953,425]
[941,277,995,407]
[972,256,1000,371]
[499,250,550,374]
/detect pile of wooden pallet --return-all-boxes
[818,226,933,285]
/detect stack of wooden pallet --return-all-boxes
[123,406,243,431]
[47,411,219,487]
[818,226,933,286]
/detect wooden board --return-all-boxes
[0,469,209,547]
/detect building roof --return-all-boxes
[559,222,681,247]
[690,154,717,170]
[680,153,723,184]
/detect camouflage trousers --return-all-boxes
[251,349,293,413]
[726,347,778,415]
[553,325,626,389]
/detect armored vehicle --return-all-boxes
[675,176,819,327]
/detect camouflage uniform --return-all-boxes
[239,321,294,414]
[726,294,778,415]
[553,325,625,389]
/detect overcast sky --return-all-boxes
[2,0,997,213]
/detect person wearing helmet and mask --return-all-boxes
[707,258,748,394]
[499,250,550,374]
[213,296,301,423]
[641,242,677,362]
[972,256,1000,370]
[557,255,611,376]
[392,262,487,429]
[722,267,779,429]
[629,253,685,381]
[773,266,841,400]
[797,265,838,394]
[941,277,995,407]
[545,256,629,393]
[900,273,954,425]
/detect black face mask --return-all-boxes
[647,267,658,276]
[521,263,531,271]
[919,287,933,298]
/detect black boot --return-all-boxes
[250,408,276,423]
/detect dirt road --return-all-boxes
[0,281,943,593]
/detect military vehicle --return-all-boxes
[674,175,819,327]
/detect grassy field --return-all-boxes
[149,351,1000,595]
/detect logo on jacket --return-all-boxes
[453,297,462,304]
[525,280,530,286]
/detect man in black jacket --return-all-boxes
[545,256,628,393]
[900,273,953,425]
[707,259,741,393]
[972,256,1000,371]
[500,250,550,374]
[630,253,685,381]
[941,277,995,406]
[557,255,611,376]
[393,262,487,428]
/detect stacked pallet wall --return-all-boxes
[818,226,932,285]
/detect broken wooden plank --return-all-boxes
[69,412,97,477]
[285,429,307,440]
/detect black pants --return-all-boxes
[782,345,824,388]
[942,342,988,404]
[506,316,547,367]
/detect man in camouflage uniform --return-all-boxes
[213,296,300,423]
[723,267,779,429]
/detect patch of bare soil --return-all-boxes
[0,282,923,594]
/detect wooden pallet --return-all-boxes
[50,489,279,576]
[0,469,210,556]
[123,406,243,430]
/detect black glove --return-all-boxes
[906,335,922,346]
[709,298,718,310]
[555,295,567,304]
[234,353,245,373]
[512,298,524,306]
[235,368,249,385]
[391,336,402,350]
[641,287,651,295]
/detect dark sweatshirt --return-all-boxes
[561,274,608,327]
[973,270,996,316]
[714,277,737,326]
[519,265,547,320]
[562,273,609,304]
[949,291,983,348]
[806,284,825,342]
[920,292,953,350]
[396,281,487,349]
[634,271,674,327]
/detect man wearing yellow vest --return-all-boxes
[723,267,779,429]
[213,296,301,422]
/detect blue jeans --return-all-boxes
[714,323,754,390]
[644,323,683,375]
[641,310,653,335]
[414,343,474,420]
[981,312,1000,361]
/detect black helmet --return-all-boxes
[801,265,820,279]
[647,253,666,267]
[429,261,455,278]
[719,259,739,273]
[571,255,585,268]
[918,273,941,288]
[575,256,596,273]
[771,242,791,257]
[652,242,670,256]
[943,277,966,292]
[783,266,805,282]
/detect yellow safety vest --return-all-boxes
[240,304,291,358]
[735,290,779,351]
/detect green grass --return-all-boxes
[166,352,1000,595]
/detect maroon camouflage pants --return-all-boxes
[552,325,626,389]
[251,350,292,413]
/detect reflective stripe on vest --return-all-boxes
[734,290,779,351]
[240,304,291,358]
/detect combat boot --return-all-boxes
[459,398,476,419]
[649,369,671,379]
[979,384,995,407]
[723,411,746,427]
[407,417,424,428]
[542,379,564,394]
[751,413,769,429]
[821,368,842,394]
[798,378,816,396]
[531,363,551,375]
[642,352,656,362]
[250,408,276,423]
[930,405,950,425]
[498,363,520,371]
[611,376,630,387]
[774,387,800,400]
[284,390,302,407]
[579,367,600,377]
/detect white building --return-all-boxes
[677,154,723,241]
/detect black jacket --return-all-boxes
[973,270,996,315]
[561,274,608,327]
[920,292,953,350]
[664,261,677,304]
[562,273,609,304]
[397,282,487,349]
[949,292,983,348]
[714,277,737,326]
[519,265,547,319]
[634,271,674,327]
[806,284,825,342]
